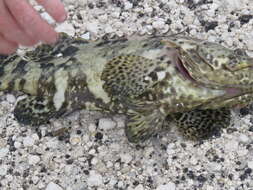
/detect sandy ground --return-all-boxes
[1,0,253,189]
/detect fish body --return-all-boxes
[0,33,252,142]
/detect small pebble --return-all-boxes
[152,19,165,29]
[134,184,144,190]
[14,141,22,149]
[6,94,16,104]
[23,136,35,147]
[124,2,133,10]
[0,164,8,176]
[56,22,75,36]
[88,123,97,132]
[87,171,103,187]
[238,134,249,143]
[86,22,99,35]
[98,118,116,130]
[156,182,176,190]
[0,148,9,158]
[70,135,81,145]
[28,155,41,165]
[46,182,63,190]
[225,140,239,151]
[120,153,133,164]
[247,161,253,169]
[81,32,90,40]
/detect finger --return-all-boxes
[36,0,67,22]
[0,34,18,55]
[4,0,58,44]
[0,0,38,46]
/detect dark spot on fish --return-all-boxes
[4,55,19,64]
[19,79,26,90]
[154,66,164,72]
[0,67,4,78]
[142,43,148,47]
[68,57,78,64]
[167,60,172,65]
[7,80,15,92]
[73,39,89,45]
[148,72,158,81]
[111,37,128,44]
[40,63,54,69]
[62,46,79,57]
[159,55,166,61]
[12,60,28,74]
[34,103,45,110]
[96,39,111,47]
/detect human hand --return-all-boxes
[0,0,67,55]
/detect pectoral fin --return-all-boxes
[125,109,165,143]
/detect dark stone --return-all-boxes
[183,168,188,173]
[226,128,237,134]
[96,0,106,8]
[65,154,71,159]
[187,170,195,179]
[111,0,124,8]
[128,0,140,7]
[23,169,30,178]
[186,0,213,10]
[40,166,47,173]
[239,173,247,181]
[95,132,103,140]
[245,168,252,174]
[138,12,144,18]
[66,159,74,165]
[239,15,253,25]
[8,168,13,174]
[133,181,139,186]
[204,21,218,32]
[165,18,172,25]
[88,3,94,9]
[76,130,82,135]
[248,126,253,132]
[228,173,233,180]
[197,175,207,183]
[240,107,250,116]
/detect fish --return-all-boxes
[0,33,252,143]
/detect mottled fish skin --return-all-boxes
[0,33,253,142]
